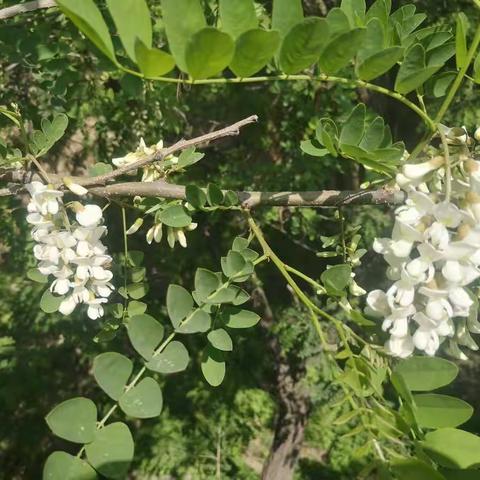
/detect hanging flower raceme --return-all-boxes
[26,181,113,320]
[367,126,480,359]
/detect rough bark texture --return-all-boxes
[253,286,311,480]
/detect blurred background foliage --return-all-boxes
[1,0,480,478]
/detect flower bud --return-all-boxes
[126,218,143,235]
[63,177,88,196]
[403,156,444,180]
[475,127,480,142]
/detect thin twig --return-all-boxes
[84,115,258,186]
[0,0,56,20]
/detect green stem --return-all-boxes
[435,23,480,123]
[121,68,434,130]
[438,127,452,202]
[284,264,324,291]
[121,208,129,315]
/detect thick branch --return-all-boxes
[89,182,405,207]
[1,169,405,207]
[0,0,56,20]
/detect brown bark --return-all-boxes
[253,286,311,480]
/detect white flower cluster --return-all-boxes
[367,128,480,358]
[26,181,113,320]
[113,138,178,182]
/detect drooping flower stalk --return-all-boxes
[26,181,114,319]
[367,126,480,358]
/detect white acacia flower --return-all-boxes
[87,298,108,320]
[402,156,444,181]
[76,204,103,227]
[26,182,114,321]
[386,335,415,358]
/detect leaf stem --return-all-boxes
[121,68,434,130]
[435,23,480,124]
[438,127,452,202]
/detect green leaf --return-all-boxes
[185,27,234,79]
[321,264,352,293]
[131,267,146,283]
[43,451,97,480]
[222,306,260,329]
[127,282,149,299]
[341,0,366,27]
[176,309,211,333]
[201,347,226,387]
[326,8,351,36]
[106,0,152,61]
[455,13,469,70]
[441,469,480,480]
[93,352,133,401]
[40,290,64,314]
[208,328,233,351]
[300,140,328,157]
[32,114,69,156]
[357,46,403,81]
[127,314,164,360]
[414,394,473,429]
[356,18,384,65]
[27,268,48,283]
[423,428,480,469]
[394,356,458,391]
[474,53,480,83]
[229,29,280,77]
[391,458,445,480]
[161,0,206,72]
[279,18,330,74]
[186,184,207,209]
[85,422,134,479]
[134,40,175,77]
[56,0,116,63]
[219,0,257,39]
[166,284,193,328]
[319,28,366,74]
[360,117,386,151]
[395,44,440,94]
[272,0,303,38]
[45,397,97,444]
[316,118,339,156]
[207,183,224,206]
[119,377,163,418]
[195,268,221,302]
[176,147,205,168]
[158,205,192,228]
[145,340,190,374]
[340,104,366,146]
[221,251,246,278]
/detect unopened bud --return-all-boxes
[475,127,480,142]
[63,177,88,196]
[126,218,143,235]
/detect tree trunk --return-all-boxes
[253,285,311,480]
[261,383,310,480]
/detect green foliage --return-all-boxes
[85,422,134,479]
[93,352,133,400]
[43,451,97,480]
[127,314,165,360]
[302,104,404,176]
[393,357,459,391]
[45,397,97,443]
[119,377,163,418]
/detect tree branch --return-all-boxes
[82,115,259,186]
[1,169,405,207]
[0,0,56,20]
